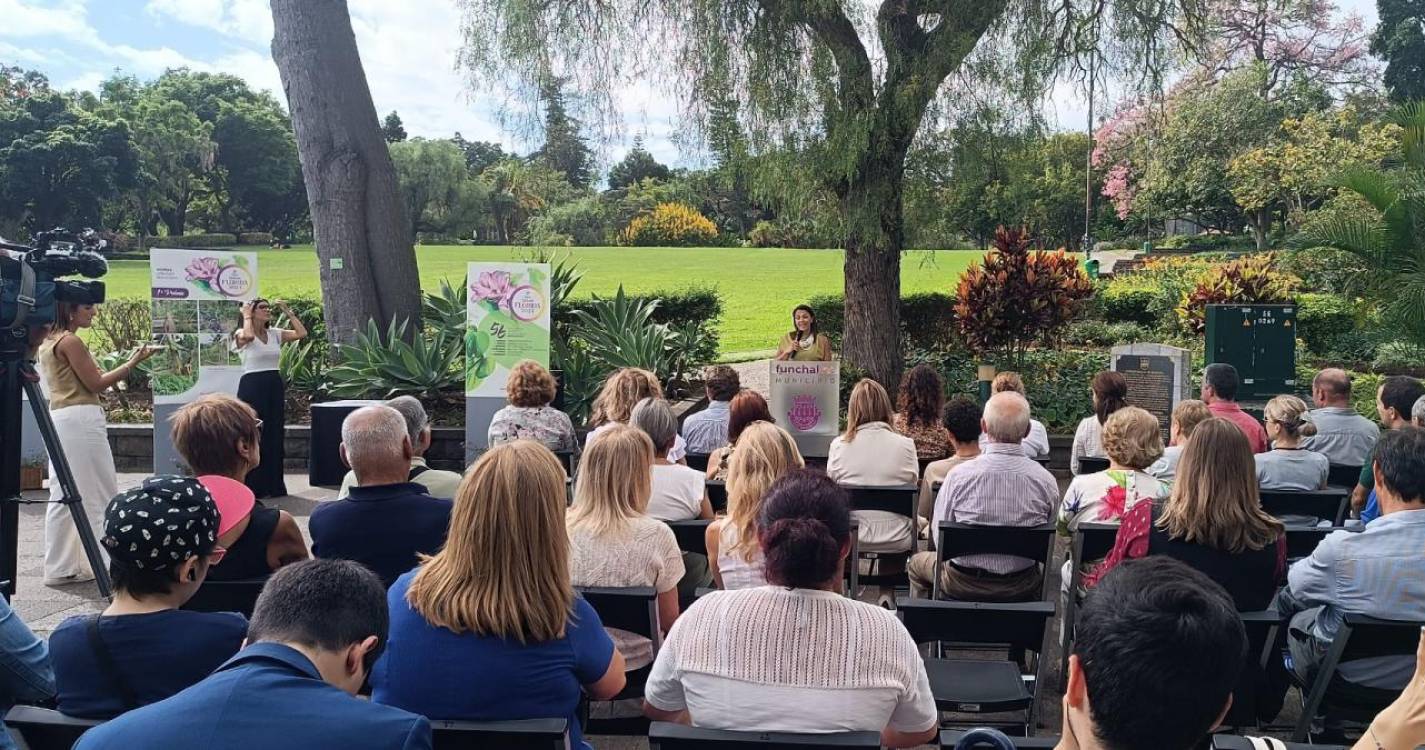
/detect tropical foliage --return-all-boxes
[1175,254,1300,333]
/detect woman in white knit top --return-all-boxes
[644,470,938,747]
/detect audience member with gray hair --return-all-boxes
[337,396,462,500]
[310,406,455,586]
[907,391,1057,601]
[1413,395,1425,427]
[634,398,714,522]
[1301,367,1380,467]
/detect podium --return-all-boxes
[308,400,382,487]
[768,361,839,460]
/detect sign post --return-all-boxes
[464,262,552,463]
[769,361,840,459]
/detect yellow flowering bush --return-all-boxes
[620,202,718,246]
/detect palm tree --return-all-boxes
[1297,102,1425,344]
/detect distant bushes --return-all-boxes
[621,203,718,247]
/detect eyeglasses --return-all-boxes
[254,418,264,431]
[207,546,227,565]
[255,304,270,311]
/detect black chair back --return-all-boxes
[1078,457,1109,474]
[843,484,918,519]
[667,519,712,557]
[3,706,101,750]
[1282,525,1355,560]
[575,586,659,639]
[181,577,267,618]
[550,449,577,478]
[431,718,569,750]
[1031,456,1051,469]
[685,452,712,473]
[1213,736,1346,750]
[1292,613,1425,741]
[918,457,936,478]
[941,730,1060,749]
[935,523,1056,566]
[1075,523,1119,564]
[706,480,728,513]
[649,722,881,748]
[1225,610,1286,728]
[1259,489,1349,526]
[898,599,1055,655]
[1326,464,1362,489]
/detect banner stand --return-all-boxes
[463,263,552,467]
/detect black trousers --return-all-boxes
[238,370,287,498]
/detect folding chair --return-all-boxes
[932,522,1057,601]
[1222,610,1286,730]
[575,587,661,703]
[685,452,712,473]
[431,718,569,749]
[649,722,881,749]
[181,577,267,618]
[1281,525,1358,562]
[844,484,920,591]
[1077,457,1109,474]
[1325,464,1362,490]
[1212,736,1348,750]
[706,480,728,513]
[1259,489,1349,527]
[666,519,713,557]
[550,449,578,479]
[1030,457,1051,470]
[3,706,102,750]
[898,598,1055,735]
[941,730,1059,748]
[1291,613,1425,741]
[1057,522,1119,690]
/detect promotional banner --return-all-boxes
[769,361,840,456]
[464,262,552,397]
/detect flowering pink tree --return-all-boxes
[1199,0,1375,98]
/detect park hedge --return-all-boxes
[806,292,957,353]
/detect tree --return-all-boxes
[607,137,672,189]
[122,96,215,247]
[532,78,594,189]
[270,0,422,346]
[0,65,49,102]
[390,138,475,238]
[1373,0,1425,103]
[382,111,408,143]
[451,132,507,174]
[1198,0,1375,98]
[453,0,1203,384]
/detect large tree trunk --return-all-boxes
[839,155,907,389]
[270,0,421,347]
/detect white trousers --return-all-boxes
[43,404,114,580]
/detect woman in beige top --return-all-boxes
[39,302,154,585]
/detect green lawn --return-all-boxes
[107,245,982,357]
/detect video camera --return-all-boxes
[0,228,109,331]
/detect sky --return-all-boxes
[0,0,1382,170]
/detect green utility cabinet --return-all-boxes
[1205,304,1297,401]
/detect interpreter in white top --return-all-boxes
[631,398,713,522]
[1147,399,1212,483]
[643,470,938,749]
[827,379,919,554]
[1071,371,1130,475]
[1256,395,1329,491]
[232,298,307,499]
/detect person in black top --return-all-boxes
[310,406,454,586]
[49,477,247,718]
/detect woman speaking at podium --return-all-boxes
[774,304,832,362]
[39,301,154,586]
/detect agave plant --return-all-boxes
[1297,101,1425,346]
[279,338,328,396]
[568,286,673,376]
[422,277,468,334]
[326,318,463,399]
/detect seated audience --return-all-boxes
[1202,363,1269,453]
[1071,371,1129,475]
[1352,628,1425,750]
[1057,558,1246,750]
[1277,427,1425,695]
[828,379,919,557]
[643,470,938,748]
[908,392,1057,601]
[633,398,713,522]
[980,371,1051,458]
[487,359,578,454]
[1147,399,1211,482]
[1256,394,1329,491]
[918,397,983,521]
[680,365,740,455]
[373,441,624,750]
[0,597,53,750]
[1059,406,1166,534]
[892,363,951,461]
[567,424,686,669]
[76,559,431,750]
[706,422,804,590]
[169,394,308,581]
[339,396,461,499]
[704,389,775,479]
[587,368,686,461]
[1301,367,1380,467]
[51,477,244,718]
[1088,419,1285,611]
[1354,375,1424,522]
[310,406,454,587]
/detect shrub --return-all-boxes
[1063,320,1153,347]
[557,287,721,366]
[955,227,1094,363]
[747,220,781,248]
[157,233,238,248]
[1097,284,1157,325]
[620,202,718,247]
[1296,293,1359,357]
[1175,254,1299,334]
[1277,245,1371,294]
[1372,341,1425,372]
[528,197,609,247]
[237,232,275,246]
[805,292,958,354]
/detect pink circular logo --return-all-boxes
[787,395,822,431]
[508,285,545,322]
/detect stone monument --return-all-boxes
[1111,343,1193,440]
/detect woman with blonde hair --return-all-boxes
[1058,406,1168,534]
[567,425,685,670]
[1088,419,1285,611]
[1148,399,1212,482]
[373,441,624,750]
[1256,394,1329,491]
[586,368,686,461]
[828,379,918,556]
[705,422,804,589]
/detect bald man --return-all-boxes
[1301,368,1380,467]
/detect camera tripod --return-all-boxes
[1,327,113,601]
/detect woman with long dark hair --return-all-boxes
[1070,370,1129,475]
[774,304,832,361]
[893,363,950,461]
[232,298,306,498]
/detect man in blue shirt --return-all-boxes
[77,559,431,750]
[311,405,453,586]
[1277,428,1425,693]
[680,365,740,455]
[0,597,54,750]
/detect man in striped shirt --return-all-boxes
[908,391,1057,601]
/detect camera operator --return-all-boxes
[39,302,154,586]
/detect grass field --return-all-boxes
[107,245,982,357]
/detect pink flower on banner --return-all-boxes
[470,271,514,313]
[184,257,222,283]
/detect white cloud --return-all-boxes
[0,0,94,41]
[144,0,271,45]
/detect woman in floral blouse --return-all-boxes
[487,360,578,453]
[1058,406,1167,535]
[892,364,951,462]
